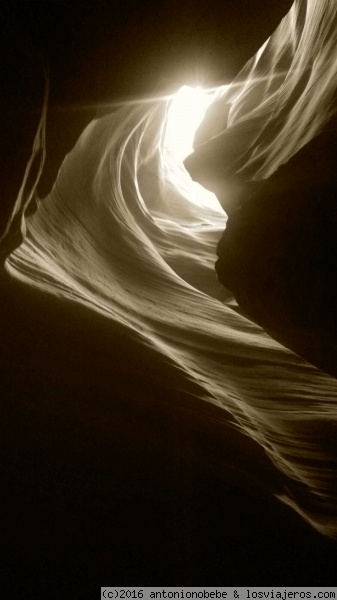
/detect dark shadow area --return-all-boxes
[1,277,337,593]
[212,125,337,378]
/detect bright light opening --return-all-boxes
[164,85,224,213]
[166,85,212,161]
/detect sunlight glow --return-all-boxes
[166,85,213,161]
[164,85,224,213]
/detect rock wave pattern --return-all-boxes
[4,0,337,538]
[189,0,337,183]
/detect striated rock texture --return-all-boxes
[2,1,337,591]
[185,0,337,375]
